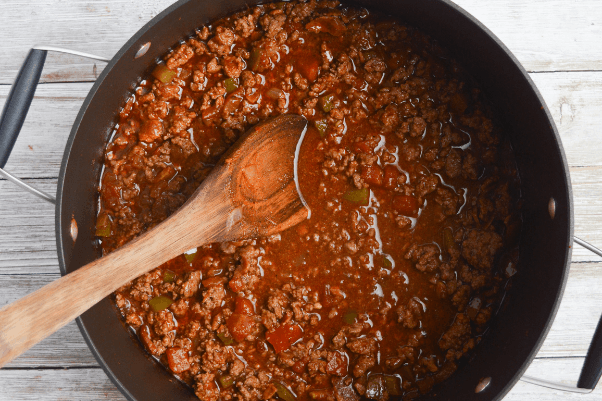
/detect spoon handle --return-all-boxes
[0,114,309,368]
[0,172,232,367]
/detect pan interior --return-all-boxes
[56,1,572,400]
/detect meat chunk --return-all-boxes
[202,284,226,310]
[333,377,360,401]
[139,325,166,356]
[415,175,439,198]
[222,55,245,78]
[208,26,236,56]
[462,229,503,270]
[261,12,286,38]
[405,243,440,273]
[179,271,202,297]
[153,309,176,335]
[445,149,462,178]
[267,290,289,319]
[194,373,220,401]
[326,351,348,376]
[138,120,164,143]
[434,188,461,216]
[346,337,377,355]
[353,355,375,378]
[439,313,471,351]
[397,298,423,329]
[201,340,232,372]
[228,245,262,292]
[167,44,194,69]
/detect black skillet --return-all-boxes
[1,0,602,399]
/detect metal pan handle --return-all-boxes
[0,47,109,204]
[521,236,602,393]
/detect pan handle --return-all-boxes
[0,47,110,204]
[0,49,47,169]
[520,236,602,393]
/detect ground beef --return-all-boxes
[462,229,504,270]
[100,2,522,400]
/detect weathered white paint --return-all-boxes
[1,358,602,400]
[0,0,601,85]
[1,73,601,178]
[0,0,601,399]
[0,259,602,369]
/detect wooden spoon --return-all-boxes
[0,114,309,367]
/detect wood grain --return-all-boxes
[0,115,308,367]
[1,73,601,180]
[0,368,127,401]
[1,262,601,369]
[1,358,601,400]
[0,0,601,399]
[1,170,600,275]
[0,0,600,85]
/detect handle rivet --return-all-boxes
[70,217,78,242]
[548,197,556,219]
[475,377,491,393]
[134,42,151,59]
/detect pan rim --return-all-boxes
[54,0,574,400]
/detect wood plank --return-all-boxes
[0,0,600,85]
[0,72,601,178]
[537,261,602,358]
[0,274,98,368]
[0,262,601,368]
[572,168,602,262]
[454,0,602,73]
[1,167,600,278]
[3,321,96,369]
[508,357,602,400]
[0,179,58,275]
[0,358,600,400]
[0,0,174,84]
[0,83,91,178]
[531,72,602,168]
[0,368,126,401]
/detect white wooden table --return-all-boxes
[0,0,601,399]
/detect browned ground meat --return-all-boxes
[96,1,522,401]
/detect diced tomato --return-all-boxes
[266,324,303,353]
[297,56,320,82]
[166,347,191,373]
[234,297,255,316]
[393,195,419,217]
[383,165,401,189]
[227,313,255,342]
[361,165,384,186]
[102,185,120,208]
[353,141,374,154]
[101,173,121,208]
